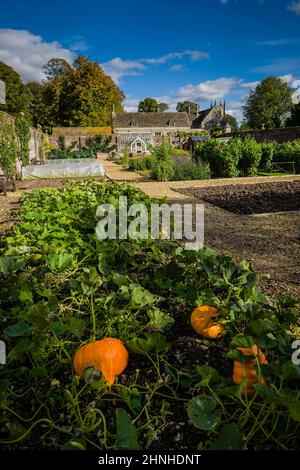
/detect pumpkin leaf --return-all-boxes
[127,333,170,355]
[62,438,87,450]
[210,423,245,450]
[4,322,31,337]
[285,397,300,422]
[195,365,225,387]
[115,408,142,450]
[147,308,175,331]
[45,252,74,271]
[130,286,157,309]
[187,395,221,431]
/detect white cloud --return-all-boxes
[258,37,300,46]
[102,49,208,84]
[0,28,73,82]
[288,1,300,15]
[123,97,140,112]
[143,50,209,64]
[176,77,240,101]
[252,58,300,73]
[101,57,145,84]
[170,64,186,72]
[240,80,260,89]
[279,73,294,83]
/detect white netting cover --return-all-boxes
[22,159,104,180]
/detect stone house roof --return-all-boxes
[113,112,191,128]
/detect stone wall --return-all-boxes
[221,126,300,143]
[0,110,46,163]
[49,126,112,148]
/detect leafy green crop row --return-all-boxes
[0,180,299,450]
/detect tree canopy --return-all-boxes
[28,55,124,129]
[138,98,169,112]
[0,61,30,117]
[243,76,294,129]
[176,101,199,114]
[286,102,300,127]
[225,113,238,132]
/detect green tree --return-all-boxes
[57,55,124,126]
[225,114,238,132]
[28,56,124,128]
[157,102,169,112]
[243,76,293,129]
[138,98,159,112]
[176,101,199,114]
[0,61,30,118]
[42,58,71,81]
[286,102,300,126]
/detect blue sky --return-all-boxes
[0,0,300,121]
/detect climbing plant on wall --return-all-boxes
[15,113,31,165]
[0,113,18,175]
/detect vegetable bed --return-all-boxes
[0,180,299,450]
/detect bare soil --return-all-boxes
[178,181,300,215]
[176,182,300,300]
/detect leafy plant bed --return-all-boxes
[0,180,299,450]
[178,181,300,215]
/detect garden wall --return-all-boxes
[221,126,300,143]
[49,126,112,148]
[0,110,46,164]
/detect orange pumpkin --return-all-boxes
[73,338,128,385]
[191,306,224,339]
[233,344,268,397]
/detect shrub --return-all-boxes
[128,156,153,171]
[47,148,95,160]
[150,142,174,181]
[171,148,191,156]
[123,147,129,167]
[172,160,211,181]
[238,138,262,176]
[260,142,276,170]
[273,140,300,173]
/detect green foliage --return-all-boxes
[239,138,262,176]
[273,140,300,173]
[260,142,276,170]
[42,58,71,81]
[0,114,18,174]
[48,148,95,160]
[225,113,239,132]
[194,137,264,177]
[86,134,116,153]
[0,180,299,450]
[15,114,31,165]
[128,156,153,171]
[27,56,124,128]
[176,101,199,114]
[0,61,30,118]
[150,142,174,181]
[138,98,168,113]
[243,76,294,129]
[286,102,300,127]
[172,160,211,181]
[123,147,129,167]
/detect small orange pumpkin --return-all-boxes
[191,306,224,339]
[73,338,128,385]
[233,344,268,397]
